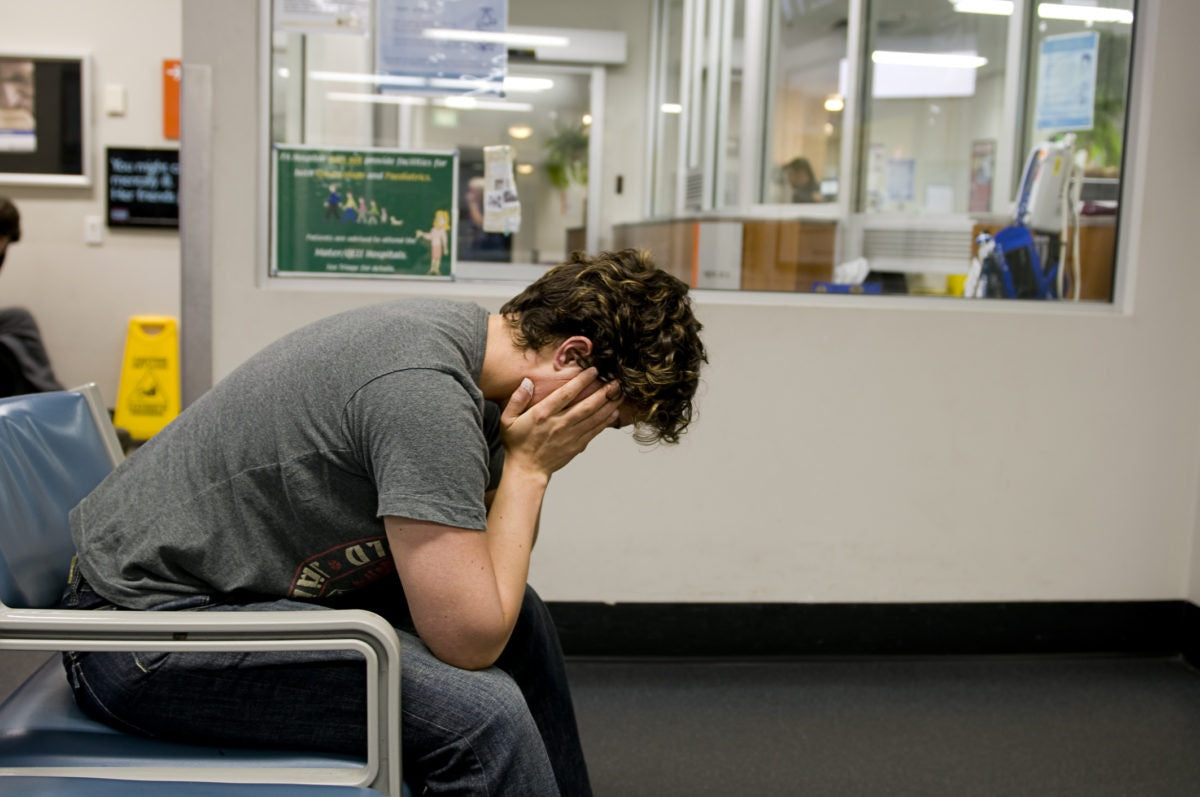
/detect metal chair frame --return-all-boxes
[0,385,402,795]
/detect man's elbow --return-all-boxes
[440,648,501,671]
[420,623,510,671]
[429,640,506,671]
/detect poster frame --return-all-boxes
[270,143,459,280]
[0,52,91,187]
[105,146,181,229]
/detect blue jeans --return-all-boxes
[60,570,591,796]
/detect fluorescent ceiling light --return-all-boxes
[503,76,554,92]
[437,97,533,112]
[952,0,1014,15]
[661,102,683,114]
[824,94,845,112]
[310,71,426,88]
[310,71,552,95]
[954,1,1133,24]
[421,29,570,48]
[1038,3,1133,23]
[427,77,502,92]
[872,51,988,69]
[326,92,428,106]
[507,124,533,139]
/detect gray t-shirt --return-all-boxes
[71,298,504,609]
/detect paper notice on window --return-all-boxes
[274,0,369,35]
[376,0,507,95]
[1034,31,1099,132]
[482,145,520,234]
[886,158,915,203]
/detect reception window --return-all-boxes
[267,3,606,280]
[264,0,1138,302]
[638,0,1138,301]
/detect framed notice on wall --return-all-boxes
[0,53,90,187]
[106,147,180,228]
[272,145,457,279]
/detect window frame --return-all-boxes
[644,0,1138,304]
[258,0,612,286]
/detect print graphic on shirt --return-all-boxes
[289,537,393,598]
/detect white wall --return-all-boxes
[0,1,182,404]
[183,0,1200,606]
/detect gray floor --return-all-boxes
[567,655,1200,797]
[5,652,1200,796]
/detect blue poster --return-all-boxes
[376,0,507,95]
[1034,31,1099,132]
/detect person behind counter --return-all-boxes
[784,156,821,203]
[62,248,708,796]
[0,196,65,398]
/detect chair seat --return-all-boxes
[0,658,364,769]
[0,775,382,796]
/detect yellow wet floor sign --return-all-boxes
[113,315,180,440]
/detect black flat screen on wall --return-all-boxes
[106,147,180,228]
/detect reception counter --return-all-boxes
[612,217,837,292]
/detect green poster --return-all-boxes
[273,146,457,278]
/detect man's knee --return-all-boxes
[464,668,537,733]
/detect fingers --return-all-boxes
[501,370,621,477]
[507,367,620,439]
[536,367,603,415]
[501,377,535,425]
[557,375,621,434]
[577,401,622,441]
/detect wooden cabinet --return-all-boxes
[741,220,835,292]
[611,220,696,286]
[613,218,836,292]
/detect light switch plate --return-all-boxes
[105,84,127,116]
[84,215,103,245]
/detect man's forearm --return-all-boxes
[484,463,550,635]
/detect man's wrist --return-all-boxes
[502,458,552,489]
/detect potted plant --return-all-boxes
[544,122,589,212]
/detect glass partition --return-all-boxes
[1009,0,1133,301]
[858,0,1010,216]
[641,0,1135,300]
[650,0,685,217]
[1024,1,1133,188]
[851,0,1012,295]
[268,2,603,278]
[266,0,1137,301]
[761,0,850,205]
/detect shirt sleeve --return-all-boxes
[344,368,490,530]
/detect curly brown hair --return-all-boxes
[500,249,706,444]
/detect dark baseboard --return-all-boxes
[1184,601,1200,666]
[548,599,1200,661]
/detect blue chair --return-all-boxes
[0,386,406,795]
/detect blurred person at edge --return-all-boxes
[0,196,65,398]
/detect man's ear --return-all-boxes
[553,336,593,370]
